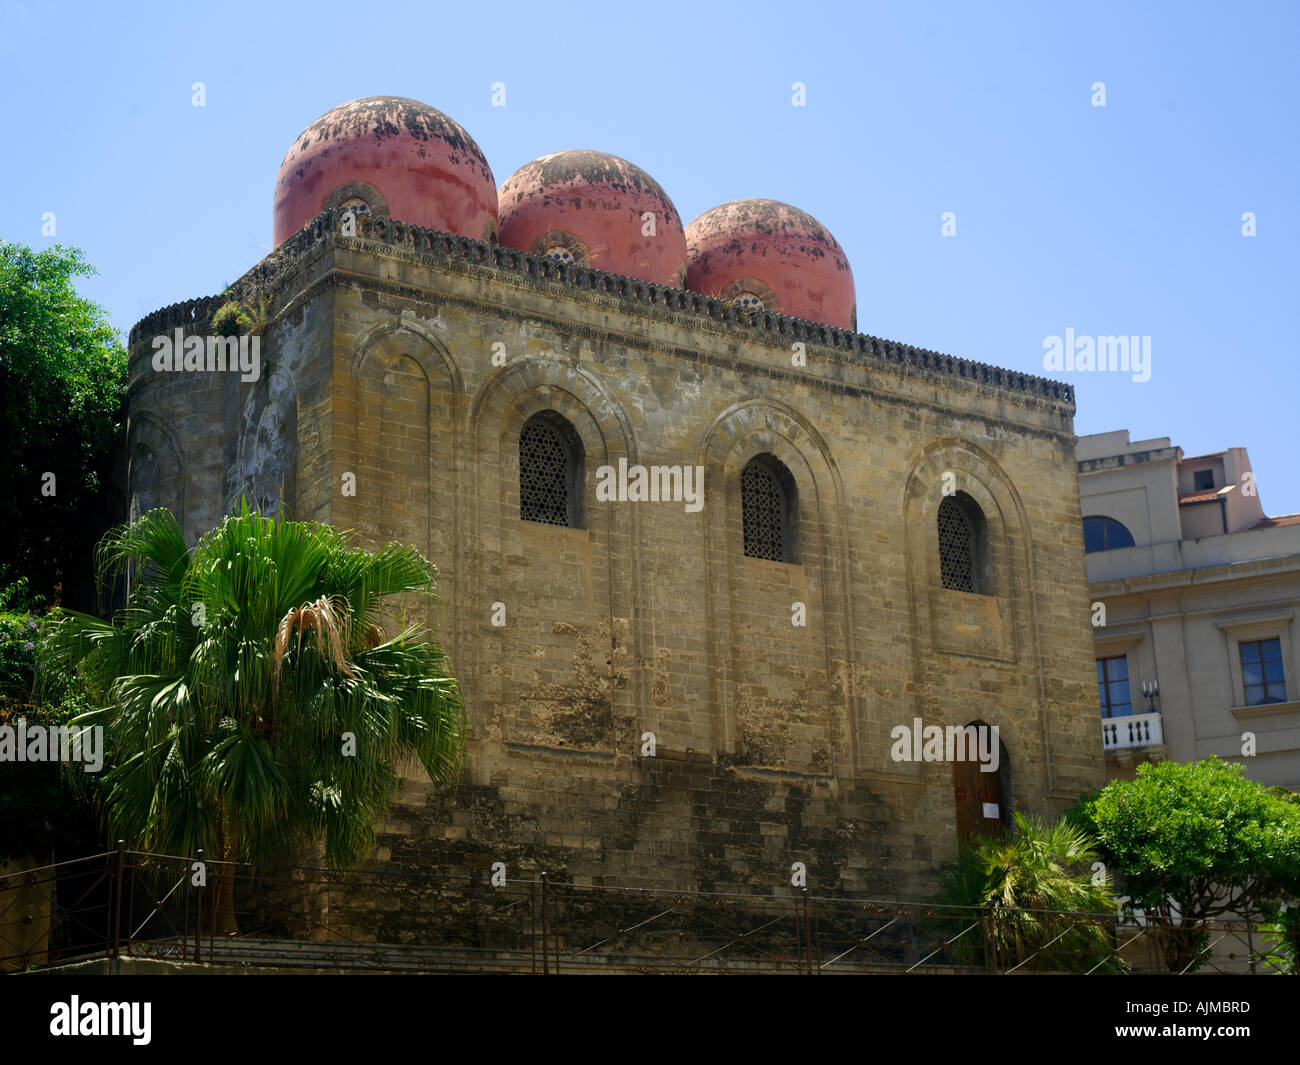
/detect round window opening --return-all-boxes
[339,197,371,216]
[733,291,765,310]
[542,245,575,263]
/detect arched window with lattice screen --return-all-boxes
[741,455,798,563]
[938,492,991,594]
[519,414,583,527]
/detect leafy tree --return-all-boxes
[929,811,1126,973]
[40,503,465,929]
[0,581,97,861]
[0,242,127,607]
[1068,758,1300,973]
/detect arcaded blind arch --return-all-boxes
[519,413,583,527]
[938,491,991,594]
[741,454,798,563]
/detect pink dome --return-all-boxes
[497,150,687,286]
[685,199,856,330]
[273,97,497,247]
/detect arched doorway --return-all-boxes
[952,721,1011,840]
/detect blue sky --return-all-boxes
[3,0,1296,514]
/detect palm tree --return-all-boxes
[929,812,1128,973]
[41,501,465,930]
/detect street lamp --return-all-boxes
[1141,679,1160,714]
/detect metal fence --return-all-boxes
[0,846,1289,975]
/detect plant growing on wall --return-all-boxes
[211,293,272,337]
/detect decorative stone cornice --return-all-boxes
[129,208,1075,410]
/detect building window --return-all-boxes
[720,277,780,316]
[741,455,797,562]
[1082,516,1136,553]
[338,196,371,217]
[519,414,582,527]
[938,492,990,594]
[1241,638,1287,705]
[1097,656,1132,718]
[1193,469,1215,491]
[530,231,587,267]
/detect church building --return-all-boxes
[124,97,1104,902]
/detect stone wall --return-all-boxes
[124,213,1106,914]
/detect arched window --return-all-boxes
[1082,516,1135,553]
[742,454,798,563]
[519,414,583,527]
[721,277,779,316]
[938,492,991,594]
[531,231,588,267]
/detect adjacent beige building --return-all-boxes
[1078,430,1300,788]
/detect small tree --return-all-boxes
[929,811,1126,973]
[1068,758,1300,973]
[41,503,466,930]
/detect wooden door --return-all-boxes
[953,745,1003,841]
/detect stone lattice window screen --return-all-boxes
[742,459,787,561]
[938,495,977,592]
[519,417,574,526]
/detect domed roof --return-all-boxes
[497,150,687,286]
[685,199,856,330]
[273,96,498,247]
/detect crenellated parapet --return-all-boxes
[129,207,1074,408]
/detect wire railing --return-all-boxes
[0,845,1289,975]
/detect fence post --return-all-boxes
[110,840,125,963]
[552,878,561,974]
[984,901,1000,975]
[540,872,549,976]
[803,889,813,975]
[792,894,802,973]
[812,895,822,974]
[194,849,204,964]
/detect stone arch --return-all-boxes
[343,318,463,670]
[230,363,297,518]
[471,356,634,466]
[126,410,185,530]
[349,318,463,396]
[468,355,640,755]
[323,181,390,220]
[900,436,1054,801]
[901,437,1029,646]
[696,398,854,777]
[128,447,161,522]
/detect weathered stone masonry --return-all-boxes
[124,209,1105,908]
